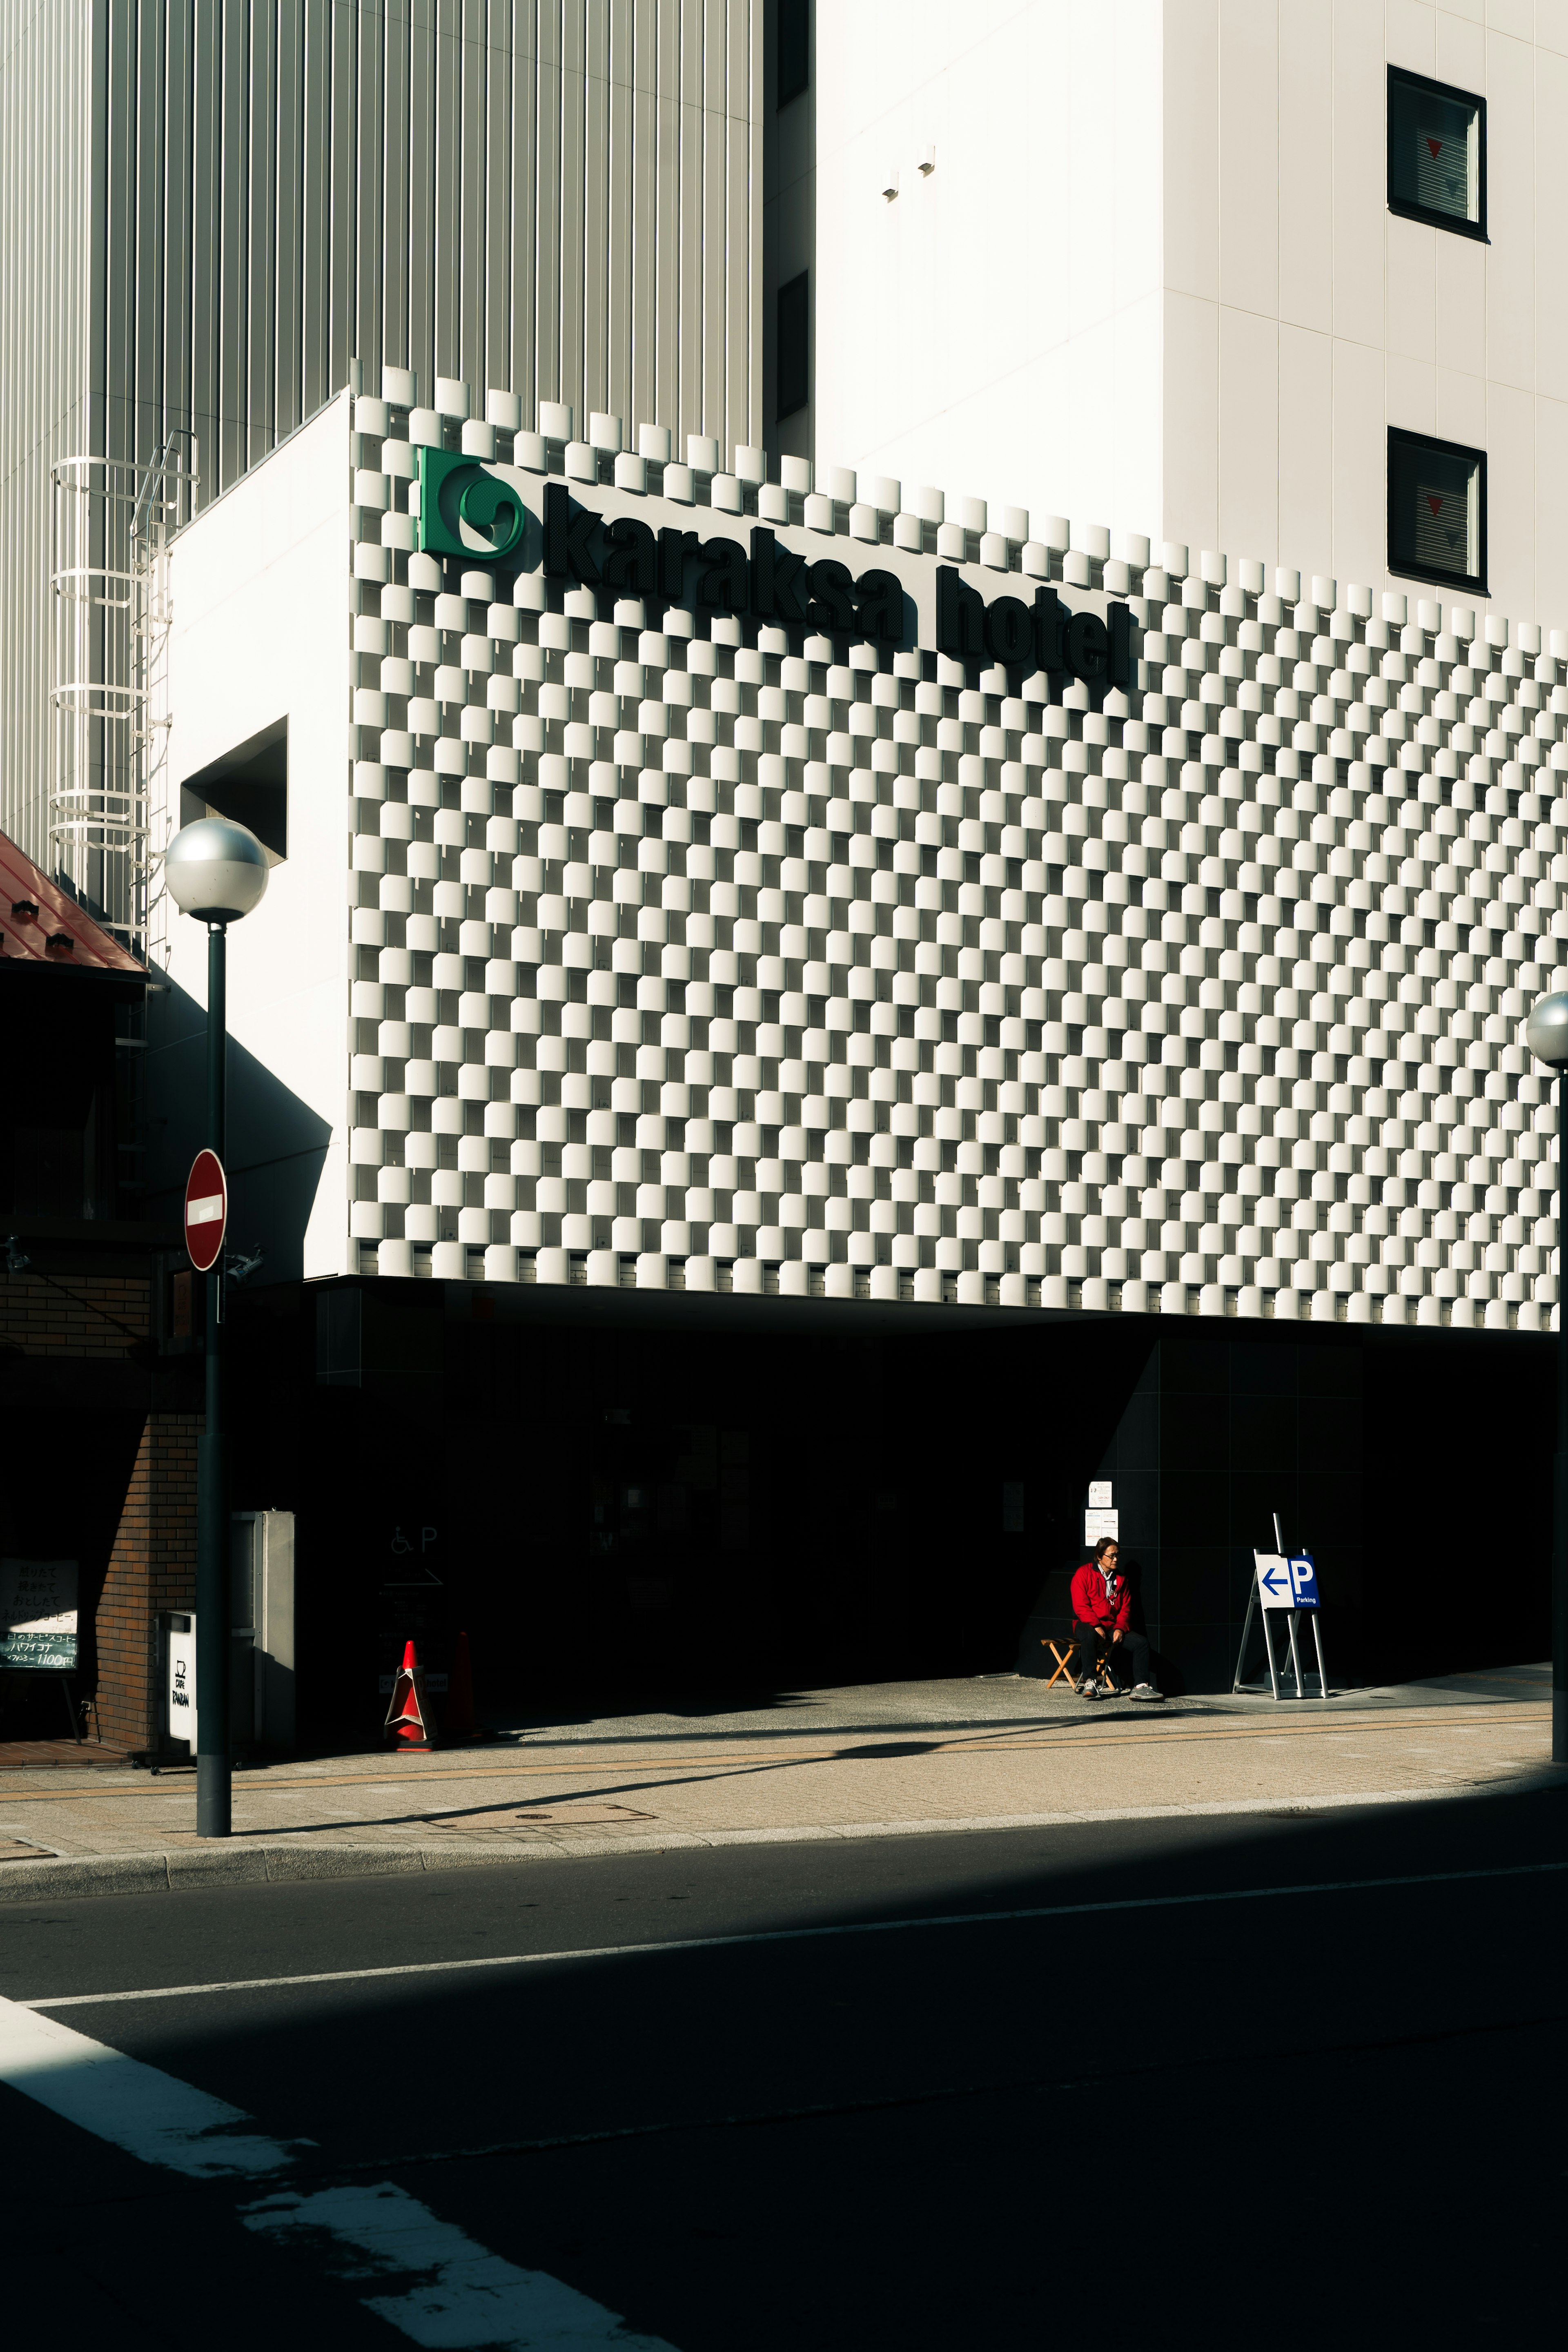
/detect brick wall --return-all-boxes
[93,1413,200,1752]
[0,1270,148,1358]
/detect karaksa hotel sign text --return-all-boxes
[414,445,1132,689]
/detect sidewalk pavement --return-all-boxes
[0,1663,1557,1904]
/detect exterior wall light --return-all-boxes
[163,815,270,923]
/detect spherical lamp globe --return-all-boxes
[1524,991,1568,1071]
[163,816,270,923]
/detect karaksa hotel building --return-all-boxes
[173,375,1564,1333]
[169,22,1564,1340]
[126,2,1568,1697]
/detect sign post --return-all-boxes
[187,1130,230,1832]
[164,815,270,1835]
[1232,1513,1332,1701]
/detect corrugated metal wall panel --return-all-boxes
[354,0,384,390]
[605,0,632,422]
[483,0,513,397]
[582,3,609,423]
[506,12,536,415]
[274,3,302,439]
[677,0,702,442]
[1,0,760,863]
[627,9,656,440]
[0,0,91,866]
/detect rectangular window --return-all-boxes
[1388,428,1486,594]
[777,271,809,419]
[1388,67,1484,238]
[778,0,808,107]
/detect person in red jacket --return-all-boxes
[1069,1538,1161,1701]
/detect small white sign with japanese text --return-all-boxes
[167,1618,197,1747]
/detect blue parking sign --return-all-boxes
[1288,1552,1320,1609]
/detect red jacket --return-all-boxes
[1071,1559,1131,1631]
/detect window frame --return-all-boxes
[1386,64,1487,242]
[1387,425,1488,598]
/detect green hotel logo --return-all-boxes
[416,445,527,562]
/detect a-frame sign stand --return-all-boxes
[1232,1511,1332,1700]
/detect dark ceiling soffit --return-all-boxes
[178,714,288,802]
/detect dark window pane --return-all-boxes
[778,0,808,106]
[777,271,809,419]
[1388,428,1485,590]
[1388,67,1482,234]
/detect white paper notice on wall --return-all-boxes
[1087,1482,1113,1509]
[1085,1509,1119,1546]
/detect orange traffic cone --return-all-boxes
[383,1639,434,1750]
[444,1629,477,1739]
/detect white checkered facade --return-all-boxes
[341,376,1567,1332]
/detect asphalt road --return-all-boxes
[4,1784,1565,2348]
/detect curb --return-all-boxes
[1,1771,1563,1904]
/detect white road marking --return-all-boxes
[0,1996,300,2174]
[0,1996,682,2346]
[244,2180,677,2348]
[19,1855,1568,2011]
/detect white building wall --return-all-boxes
[147,364,1567,1337]
[163,398,354,1282]
[808,0,1568,633]
[1162,0,1568,629]
[810,0,1165,550]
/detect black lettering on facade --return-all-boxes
[603,515,659,597]
[938,566,1134,688]
[535,491,1132,679]
[1067,609,1109,681]
[749,527,810,624]
[855,568,904,644]
[544,481,601,584]
[658,527,698,599]
[696,537,749,612]
[984,593,1033,667]
[1107,600,1132,689]
[807,557,855,631]
[936,566,986,658]
[1034,584,1068,672]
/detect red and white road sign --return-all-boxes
[184,1149,228,1273]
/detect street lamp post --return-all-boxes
[164,817,270,1837]
[1524,989,1568,1767]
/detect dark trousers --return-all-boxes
[1074,1623,1152,1688]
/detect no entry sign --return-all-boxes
[184,1149,228,1273]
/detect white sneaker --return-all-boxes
[1127,1682,1163,1702]
[1079,1679,1100,1700]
